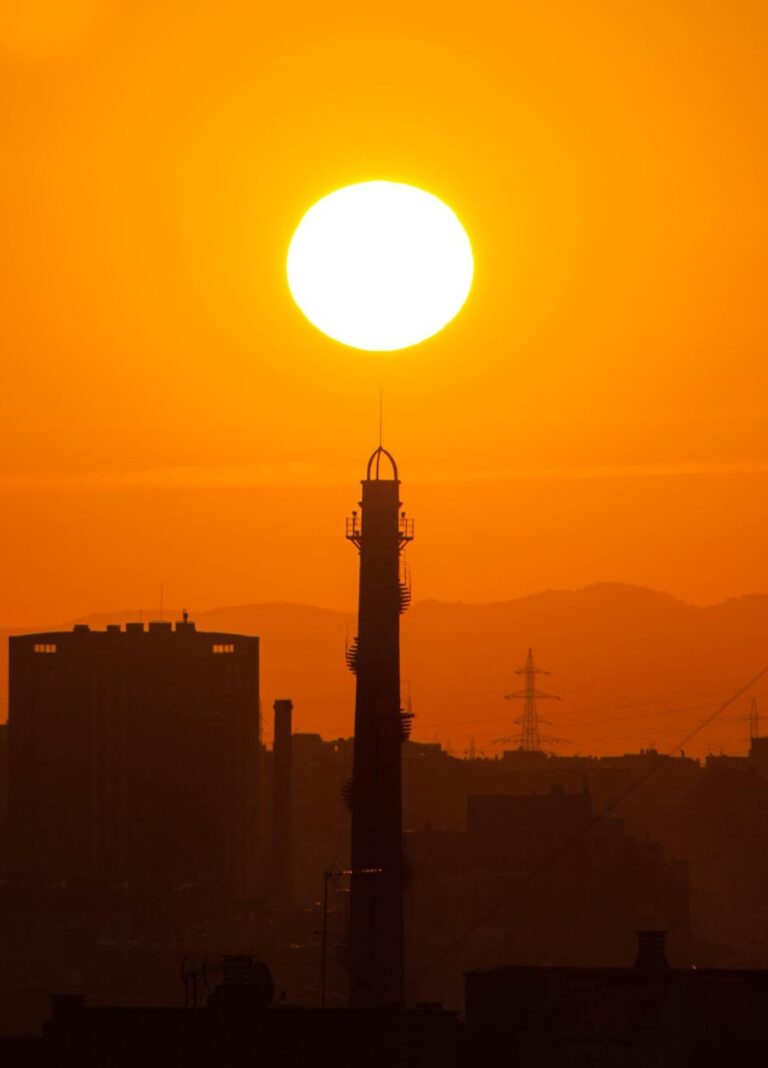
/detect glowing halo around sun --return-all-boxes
[287,181,474,351]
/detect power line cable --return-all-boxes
[415,659,768,981]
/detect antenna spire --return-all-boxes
[378,388,383,448]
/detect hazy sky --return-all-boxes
[1,1,767,624]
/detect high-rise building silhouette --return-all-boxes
[345,446,413,1007]
[8,617,260,894]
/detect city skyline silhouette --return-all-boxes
[3,581,768,758]
[3,0,768,1062]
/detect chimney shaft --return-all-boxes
[346,447,412,1008]
[271,699,293,905]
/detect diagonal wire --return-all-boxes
[415,660,768,981]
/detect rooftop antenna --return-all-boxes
[378,388,383,448]
[160,582,164,621]
[740,697,760,746]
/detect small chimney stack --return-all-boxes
[271,699,293,905]
[634,930,669,970]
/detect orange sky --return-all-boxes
[1,1,768,627]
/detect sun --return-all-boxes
[287,181,474,352]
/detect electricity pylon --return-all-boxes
[502,648,561,752]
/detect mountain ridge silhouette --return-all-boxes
[2,583,767,755]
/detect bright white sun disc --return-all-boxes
[287,181,473,351]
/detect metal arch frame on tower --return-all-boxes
[366,445,399,481]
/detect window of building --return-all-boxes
[33,643,57,654]
[212,643,235,654]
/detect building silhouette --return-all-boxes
[464,930,768,1065]
[345,445,413,1007]
[8,617,260,896]
[407,784,690,1009]
[663,758,768,964]
[39,959,457,1068]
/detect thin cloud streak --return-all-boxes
[2,459,768,490]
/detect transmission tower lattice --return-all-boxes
[503,648,560,752]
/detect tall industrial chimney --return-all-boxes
[271,699,293,905]
[345,446,413,1007]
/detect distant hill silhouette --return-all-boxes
[2,583,767,756]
